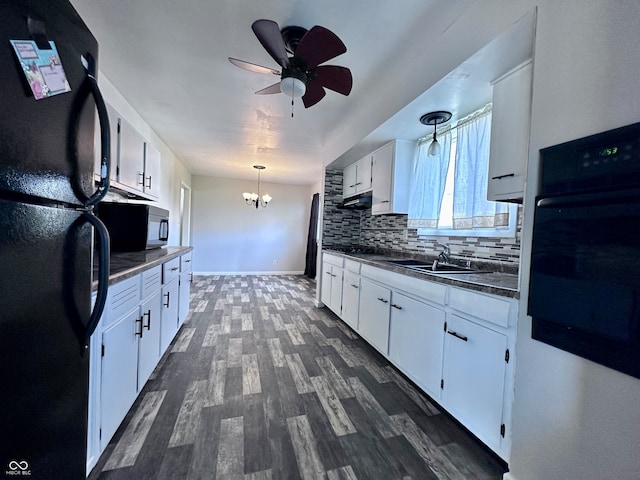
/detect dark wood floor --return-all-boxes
[88,275,507,480]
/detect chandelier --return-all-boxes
[242,165,272,209]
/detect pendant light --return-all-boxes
[420,111,452,157]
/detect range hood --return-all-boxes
[337,193,372,210]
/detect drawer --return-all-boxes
[323,253,344,267]
[344,258,361,273]
[107,275,140,325]
[163,257,181,284]
[449,287,513,328]
[361,264,447,306]
[141,265,162,299]
[180,252,192,273]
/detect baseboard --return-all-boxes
[193,271,305,276]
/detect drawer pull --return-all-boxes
[491,173,515,180]
[391,303,402,310]
[351,284,359,289]
[447,330,468,342]
[171,267,179,271]
[377,297,388,304]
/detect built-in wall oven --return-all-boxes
[528,122,640,379]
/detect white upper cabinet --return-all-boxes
[143,142,161,199]
[118,116,146,194]
[343,156,372,197]
[371,140,416,215]
[94,102,119,183]
[487,61,533,202]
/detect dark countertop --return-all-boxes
[324,250,520,299]
[93,246,193,290]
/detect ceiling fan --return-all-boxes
[229,19,353,111]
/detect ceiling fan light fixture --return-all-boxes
[280,76,306,98]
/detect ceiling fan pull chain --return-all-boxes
[291,98,294,118]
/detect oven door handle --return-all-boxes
[537,189,640,208]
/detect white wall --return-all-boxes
[507,1,640,479]
[97,73,192,245]
[191,176,312,274]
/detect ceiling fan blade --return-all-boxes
[255,82,282,95]
[313,65,353,96]
[251,19,290,68]
[302,82,326,108]
[295,25,346,68]
[228,57,280,76]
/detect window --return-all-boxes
[408,105,517,238]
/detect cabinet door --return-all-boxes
[138,291,162,389]
[321,261,333,307]
[442,314,508,449]
[118,117,145,192]
[388,292,445,398]
[94,102,119,182]
[178,271,191,327]
[358,278,391,354]
[487,62,532,201]
[343,163,357,197]
[160,277,180,354]
[341,271,360,330]
[356,156,372,192]
[329,267,343,315]
[100,308,139,450]
[371,143,393,214]
[143,142,161,199]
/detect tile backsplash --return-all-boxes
[322,168,522,267]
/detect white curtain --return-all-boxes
[407,131,452,228]
[452,111,509,229]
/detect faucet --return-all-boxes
[436,242,451,264]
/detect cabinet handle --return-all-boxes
[349,184,356,188]
[171,266,179,271]
[144,310,151,330]
[391,303,402,310]
[189,272,193,283]
[135,316,144,338]
[146,175,152,189]
[185,259,191,263]
[164,291,170,308]
[137,171,144,185]
[325,271,332,275]
[331,274,337,277]
[355,182,362,185]
[447,330,468,342]
[351,284,359,289]
[491,173,515,180]
[377,297,389,304]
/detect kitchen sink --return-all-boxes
[410,264,488,274]
[385,259,431,267]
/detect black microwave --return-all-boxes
[97,203,169,251]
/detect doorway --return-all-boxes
[179,183,191,246]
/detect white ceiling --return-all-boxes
[69,0,534,185]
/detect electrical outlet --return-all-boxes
[272,259,277,265]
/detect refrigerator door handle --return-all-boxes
[82,54,111,208]
[81,211,110,354]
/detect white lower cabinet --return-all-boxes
[178,252,193,327]
[442,314,508,450]
[89,250,193,474]
[341,271,360,330]
[100,307,139,451]
[321,254,344,316]
[358,278,391,355]
[388,292,445,398]
[161,277,180,353]
[321,255,517,460]
[137,291,162,387]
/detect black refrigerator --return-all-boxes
[0,1,111,478]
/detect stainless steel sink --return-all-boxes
[410,264,488,274]
[384,259,431,267]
